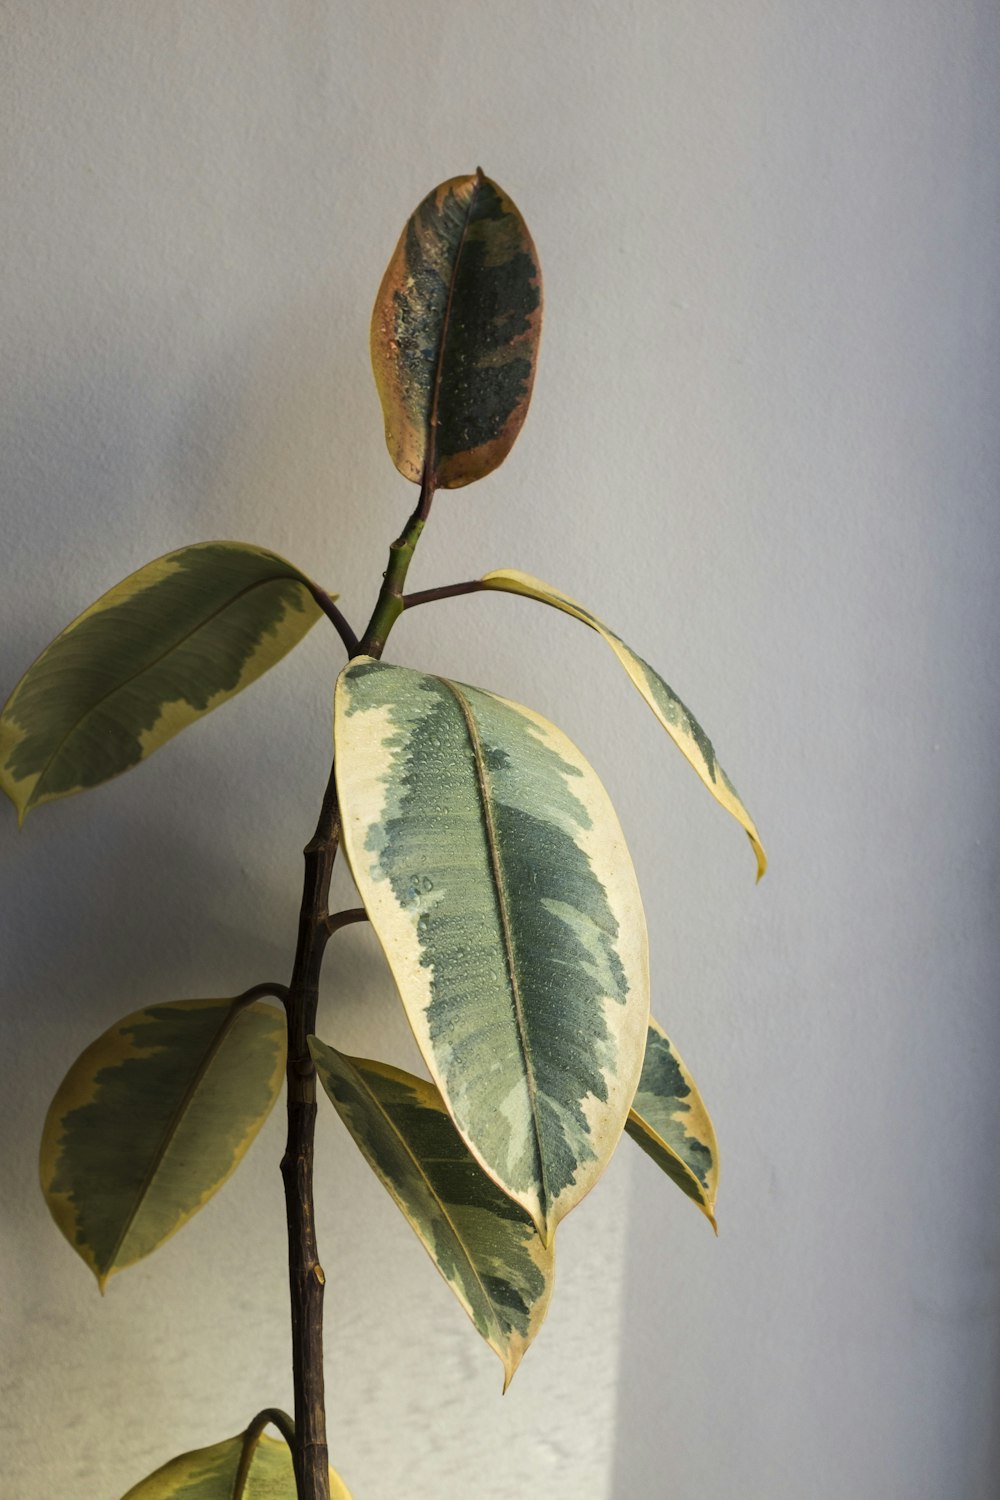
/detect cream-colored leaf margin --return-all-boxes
[0,542,322,823]
[310,1043,554,1388]
[40,997,286,1288]
[627,1017,720,1231]
[333,659,649,1245]
[119,1428,351,1499]
[481,569,766,879]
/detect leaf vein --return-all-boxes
[424,180,481,482]
[438,678,549,1231]
[29,569,308,805]
[349,1061,507,1346]
[100,998,256,1281]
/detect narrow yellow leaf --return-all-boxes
[481,569,766,878]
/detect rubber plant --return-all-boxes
[2,170,765,1500]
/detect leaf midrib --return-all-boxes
[439,678,549,1231]
[27,568,309,806]
[100,999,255,1281]
[346,1058,508,1349]
[626,1109,710,1201]
[423,177,481,482]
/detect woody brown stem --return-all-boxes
[401,578,484,609]
[281,758,339,1500]
[281,482,433,1499]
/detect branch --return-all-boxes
[357,476,436,657]
[233,980,290,1009]
[307,584,360,656]
[233,1409,297,1499]
[325,907,368,937]
[401,579,484,610]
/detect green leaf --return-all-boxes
[119,1427,351,1499]
[40,996,286,1288]
[371,169,542,489]
[310,1041,554,1387]
[0,541,323,823]
[626,1017,720,1230]
[480,569,766,879]
[334,658,649,1244]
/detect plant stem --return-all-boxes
[307,585,360,657]
[358,476,434,657]
[325,907,368,937]
[281,477,433,1500]
[401,578,484,609]
[234,981,290,1008]
[281,759,339,1500]
[233,1409,297,1498]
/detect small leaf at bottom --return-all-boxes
[119,1428,351,1499]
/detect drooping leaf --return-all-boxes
[371,170,542,489]
[334,658,649,1244]
[119,1427,351,1499]
[310,1041,554,1387]
[0,541,323,823]
[480,569,766,879]
[40,997,286,1288]
[626,1017,720,1230]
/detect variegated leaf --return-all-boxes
[626,1017,720,1230]
[481,569,766,879]
[120,1428,351,1499]
[371,170,542,489]
[310,1041,554,1387]
[0,542,323,823]
[334,658,649,1244]
[40,997,286,1288]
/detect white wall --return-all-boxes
[2,5,998,1498]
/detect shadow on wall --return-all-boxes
[0,255,389,1124]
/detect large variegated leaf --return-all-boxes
[371,170,542,489]
[0,542,323,823]
[120,1428,351,1499]
[626,1017,720,1230]
[480,569,766,879]
[310,1040,554,1387]
[334,658,649,1244]
[40,997,286,1288]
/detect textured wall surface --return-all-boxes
[2,5,998,1498]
